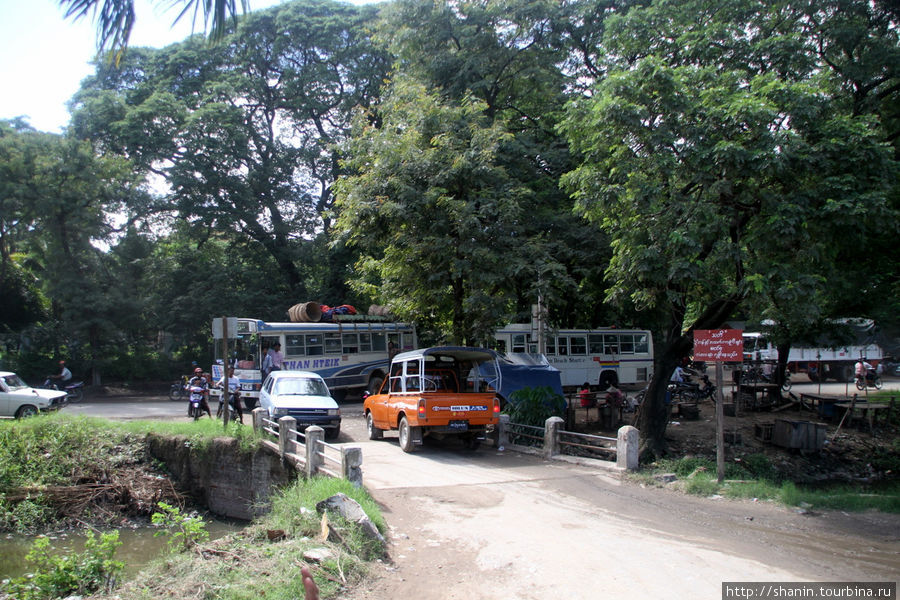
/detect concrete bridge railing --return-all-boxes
[252,408,363,486]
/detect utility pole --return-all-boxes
[222,315,230,429]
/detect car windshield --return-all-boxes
[275,378,329,396]
[2,374,29,391]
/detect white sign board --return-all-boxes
[212,317,239,339]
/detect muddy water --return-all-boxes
[0,520,243,580]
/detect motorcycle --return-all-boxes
[735,365,791,391]
[187,385,207,420]
[670,374,717,403]
[169,375,189,401]
[855,370,883,390]
[42,378,85,402]
[216,388,244,423]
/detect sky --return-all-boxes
[0,0,288,133]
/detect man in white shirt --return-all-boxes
[51,360,72,387]
[217,367,243,423]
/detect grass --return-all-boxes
[0,413,261,531]
[634,455,900,513]
[93,476,385,600]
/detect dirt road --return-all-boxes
[339,405,899,600]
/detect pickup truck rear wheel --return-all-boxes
[398,416,416,453]
[366,412,383,440]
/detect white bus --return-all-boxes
[210,317,416,405]
[493,324,654,390]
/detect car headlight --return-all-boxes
[273,408,290,417]
[328,409,340,417]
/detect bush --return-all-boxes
[152,502,210,552]
[2,530,124,599]
[736,453,781,482]
[504,386,567,428]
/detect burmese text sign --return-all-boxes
[694,329,742,362]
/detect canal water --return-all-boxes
[0,520,244,580]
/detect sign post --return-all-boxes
[212,317,238,429]
[693,329,743,483]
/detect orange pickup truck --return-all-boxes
[363,346,502,452]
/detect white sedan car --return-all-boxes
[0,371,68,418]
[259,371,341,439]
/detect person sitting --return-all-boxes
[188,367,212,418]
[50,360,73,388]
[216,367,244,423]
[578,382,594,408]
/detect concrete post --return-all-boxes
[252,407,266,434]
[497,414,510,450]
[544,416,564,458]
[341,446,363,487]
[616,425,639,471]
[305,425,324,478]
[277,416,296,458]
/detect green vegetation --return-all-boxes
[95,476,380,600]
[3,531,124,599]
[0,414,385,599]
[152,502,210,552]
[635,455,900,513]
[0,413,260,531]
[504,386,567,428]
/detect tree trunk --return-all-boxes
[638,296,743,460]
[776,343,791,390]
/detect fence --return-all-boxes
[252,408,363,486]
[497,414,639,471]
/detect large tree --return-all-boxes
[70,0,390,302]
[335,0,616,339]
[560,0,899,457]
[0,119,146,380]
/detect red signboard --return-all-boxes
[693,329,743,362]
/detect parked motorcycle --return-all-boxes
[760,369,791,392]
[42,378,85,402]
[855,370,883,390]
[169,375,189,401]
[735,365,791,391]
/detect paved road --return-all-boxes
[64,395,190,420]
[340,406,900,599]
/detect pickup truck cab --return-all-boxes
[363,347,501,452]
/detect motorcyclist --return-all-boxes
[49,360,73,389]
[215,367,244,424]
[187,367,212,418]
[855,359,875,383]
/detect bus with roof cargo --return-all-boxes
[209,316,416,407]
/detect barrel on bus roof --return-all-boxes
[288,302,323,323]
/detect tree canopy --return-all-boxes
[560,0,899,455]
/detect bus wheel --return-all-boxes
[599,372,618,391]
[367,376,384,396]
